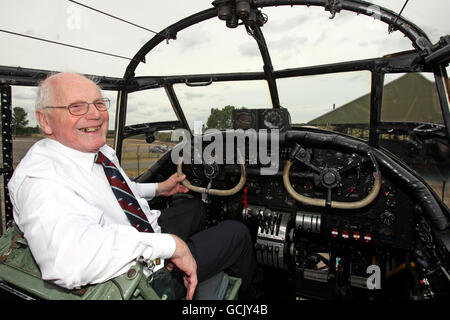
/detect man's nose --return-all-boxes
[85,103,102,118]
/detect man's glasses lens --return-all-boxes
[68,99,110,115]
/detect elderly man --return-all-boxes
[7,72,257,300]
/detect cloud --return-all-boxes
[238,42,259,57]
[358,41,369,47]
[176,25,213,52]
[264,11,311,33]
[269,35,308,49]
[13,87,37,101]
[184,92,205,100]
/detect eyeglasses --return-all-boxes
[44,98,110,116]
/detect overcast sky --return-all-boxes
[0,0,449,128]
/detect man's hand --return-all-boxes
[157,173,189,197]
[169,234,198,300]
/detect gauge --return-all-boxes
[234,111,254,129]
[262,110,284,130]
[204,162,219,179]
[379,210,396,226]
[191,164,204,179]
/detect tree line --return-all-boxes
[11,106,41,136]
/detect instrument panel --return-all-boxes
[146,126,449,299]
[180,139,420,279]
[241,145,416,252]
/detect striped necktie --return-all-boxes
[95,151,154,233]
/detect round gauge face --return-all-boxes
[191,164,204,179]
[203,162,219,179]
[379,210,396,226]
[263,110,284,130]
[235,111,254,129]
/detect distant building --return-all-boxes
[308,73,443,129]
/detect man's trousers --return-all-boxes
[158,197,257,299]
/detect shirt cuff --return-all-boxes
[141,232,176,260]
[134,182,158,200]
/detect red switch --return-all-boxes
[243,187,248,212]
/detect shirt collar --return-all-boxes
[45,138,101,173]
[99,144,118,165]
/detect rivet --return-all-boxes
[126,268,137,279]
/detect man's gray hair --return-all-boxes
[35,72,58,111]
[35,72,102,111]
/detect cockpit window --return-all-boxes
[174,80,272,130]
[125,88,177,126]
[261,6,413,70]
[135,18,262,77]
[281,71,371,139]
[379,72,449,208]
[381,73,443,124]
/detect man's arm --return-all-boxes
[169,234,198,300]
[13,177,176,289]
[157,173,189,196]
[133,173,189,199]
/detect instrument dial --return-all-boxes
[263,110,284,130]
[379,210,396,226]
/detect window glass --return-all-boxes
[135,17,262,77]
[278,71,371,139]
[121,130,176,179]
[261,6,413,70]
[379,73,448,208]
[174,80,272,131]
[125,88,177,126]
[381,73,443,123]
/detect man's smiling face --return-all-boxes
[36,73,109,153]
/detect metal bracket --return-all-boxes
[163,29,177,45]
[137,256,156,285]
[325,0,342,20]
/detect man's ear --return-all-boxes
[35,110,53,136]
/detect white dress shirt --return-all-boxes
[7,138,175,289]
